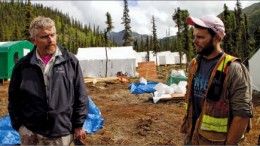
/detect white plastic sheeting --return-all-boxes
[249,48,260,91]
[76,46,136,78]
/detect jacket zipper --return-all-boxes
[35,64,49,121]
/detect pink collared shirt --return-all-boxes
[40,54,53,65]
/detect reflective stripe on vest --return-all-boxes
[200,54,237,133]
[201,115,228,132]
[217,55,235,72]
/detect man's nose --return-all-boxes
[48,35,55,42]
[193,38,198,44]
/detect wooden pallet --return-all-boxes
[160,93,185,100]
[84,77,118,84]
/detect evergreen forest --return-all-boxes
[0,0,117,54]
[0,0,259,66]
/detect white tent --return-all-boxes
[153,51,187,65]
[170,52,187,64]
[156,51,175,65]
[135,51,187,66]
[249,48,260,91]
[135,51,155,67]
[76,46,136,78]
[135,51,146,67]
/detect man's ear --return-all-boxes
[214,35,221,42]
[30,38,36,46]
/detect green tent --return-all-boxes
[0,40,34,80]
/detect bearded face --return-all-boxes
[193,28,215,57]
[33,27,57,56]
[198,37,214,56]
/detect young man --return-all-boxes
[8,16,89,145]
[181,15,253,145]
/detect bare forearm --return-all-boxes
[225,116,249,145]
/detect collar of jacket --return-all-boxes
[27,43,69,66]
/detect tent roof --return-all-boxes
[136,52,149,56]
[0,40,33,52]
[157,51,171,55]
[76,46,136,60]
[0,42,9,46]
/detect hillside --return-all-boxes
[109,30,150,46]
[243,2,260,36]
[0,1,112,54]
[111,2,260,47]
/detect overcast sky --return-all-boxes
[31,1,258,39]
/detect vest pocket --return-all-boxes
[197,98,229,143]
[207,70,226,101]
[198,128,226,142]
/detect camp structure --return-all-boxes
[0,40,34,80]
[135,51,154,67]
[170,52,187,64]
[135,51,187,66]
[249,47,260,92]
[156,51,175,66]
[76,46,137,78]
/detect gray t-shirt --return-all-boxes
[192,53,222,119]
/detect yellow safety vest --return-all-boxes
[200,54,238,133]
[180,53,239,143]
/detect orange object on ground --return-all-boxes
[118,76,129,82]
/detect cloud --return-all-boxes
[32,1,258,39]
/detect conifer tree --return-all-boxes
[24,0,33,40]
[13,23,22,40]
[234,0,243,57]
[254,27,260,47]
[221,4,234,54]
[104,12,114,77]
[133,39,139,51]
[241,13,252,67]
[121,0,132,46]
[60,17,66,47]
[172,7,187,67]
[171,37,178,52]
[0,24,2,40]
[151,15,160,66]
[145,36,150,62]
[181,9,193,64]
[140,36,144,52]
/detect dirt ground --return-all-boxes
[0,66,260,145]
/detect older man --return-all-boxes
[8,16,88,145]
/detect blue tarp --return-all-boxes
[130,81,158,94]
[0,96,104,145]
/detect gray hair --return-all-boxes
[29,16,56,39]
